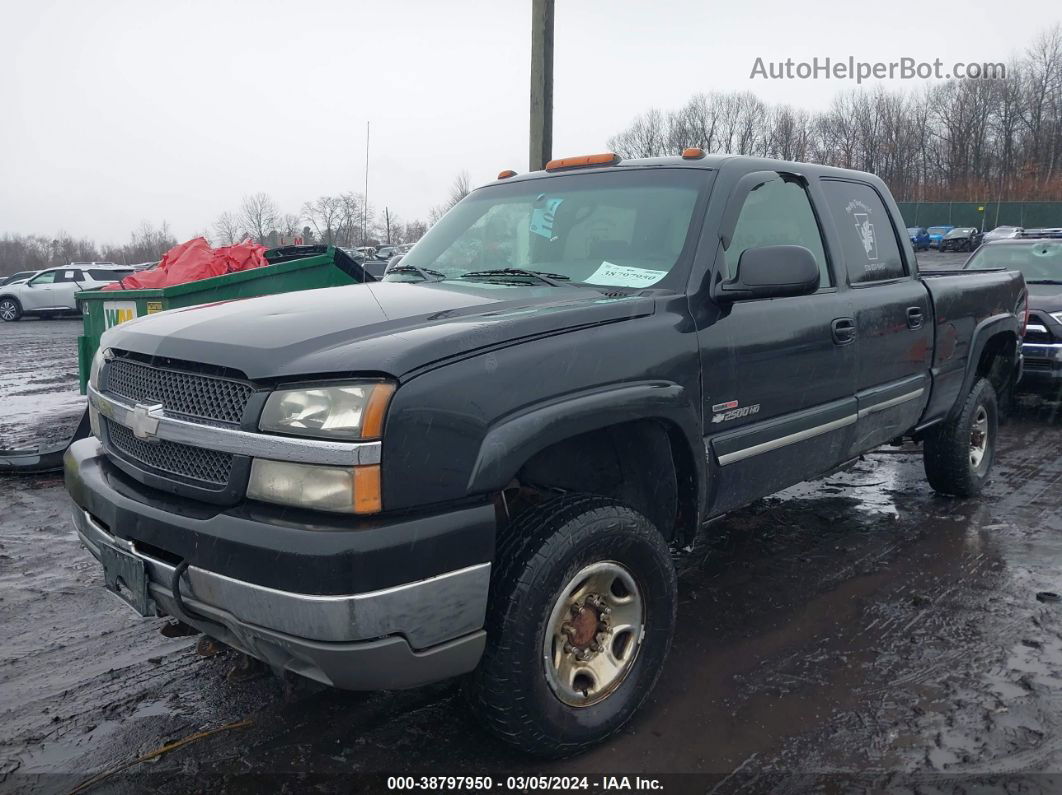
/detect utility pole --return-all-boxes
[529,0,554,171]
[384,207,392,244]
[363,121,370,245]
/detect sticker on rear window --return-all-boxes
[584,261,667,288]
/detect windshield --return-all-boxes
[907,227,921,235]
[391,169,707,289]
[928,226,950,235]
[965,242,1062,281]
[945,228,974,238]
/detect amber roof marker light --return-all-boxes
[682,147,706,159]
[497,169,517,179]
[544,152,620,172]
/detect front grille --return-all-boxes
[107,419,233,486]
[107,356,253,425]
[1024,359,1054,372]
[1025,312,1057,345]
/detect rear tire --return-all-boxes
[923,377,997,497]
[467,494,677,757]
[0,297,22,322]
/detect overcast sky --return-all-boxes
[1,0,1057,244]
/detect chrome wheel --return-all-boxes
[0,300,17,321]
[542,561,644,707]
[970,405,989,471]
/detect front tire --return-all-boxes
[468,494,677,756]
[0,297,22,322]
[923,377,997,497]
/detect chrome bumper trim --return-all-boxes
[88,384,381,466]
[71,506,490,649]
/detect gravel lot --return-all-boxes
[3,255,1061,792]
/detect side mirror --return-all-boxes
[715,245,820,302]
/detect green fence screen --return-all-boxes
[896,201,1062,229]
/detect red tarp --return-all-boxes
[102,237,269,291]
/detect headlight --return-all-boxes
[259,382,395,440]
[87,348,111,438]
[247,459,381,514]
[88,347,110,391]
[1051,312,1062,325]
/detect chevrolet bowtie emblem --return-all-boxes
[129,403,164,441]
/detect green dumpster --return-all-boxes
[75,245,372,392]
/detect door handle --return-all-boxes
[906,306,924,329]
[831,317,856,345]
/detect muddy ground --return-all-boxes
[3,260,1062,792]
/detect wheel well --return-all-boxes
[976,331,1018,396]
[507,419,698,544]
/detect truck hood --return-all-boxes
[1027,283,1062,314]
[102,281,655,381]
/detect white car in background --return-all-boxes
[0,263,133,322]
[982,225,1024,243]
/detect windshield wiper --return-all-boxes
[384,264,446,282]
[459,268,571,286]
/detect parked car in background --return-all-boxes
[927,225,955,248]
[907,227,931,251]
[374,245,399,260]
[940,227,984,252]
[0,264,133,321]
[1021,228,1062,240]
[983,225,1023,243]
[965,239,1062,395]
[0,270,40,286]
[67,152,1025,756]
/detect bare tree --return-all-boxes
[239,193,279,243]
[446,171,472,210]
[606,24,1062,202]
[302,196,345,245]
[212,211,244,245]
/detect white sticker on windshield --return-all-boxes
[585,261,668,288]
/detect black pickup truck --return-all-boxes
[66,152,1026,756]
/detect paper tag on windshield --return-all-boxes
[584,261,667,288]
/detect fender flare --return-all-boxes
[951,312,1020,418]
[466,381,706,518]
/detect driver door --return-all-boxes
[699,173,858,515]
[20,270,60,310]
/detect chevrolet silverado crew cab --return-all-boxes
[66,152,1026,756]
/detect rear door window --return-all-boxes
[54,269,82,282]
[821,180,906,283]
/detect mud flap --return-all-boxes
[0,408,91,474]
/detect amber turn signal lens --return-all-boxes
[362,383,395,439]
[544,152,619,171]
[353,465,382,514]
[682,147,705,159]
[497,169,517,179]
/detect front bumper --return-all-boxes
[65,437,493,689]
[1019,342,1062,390]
